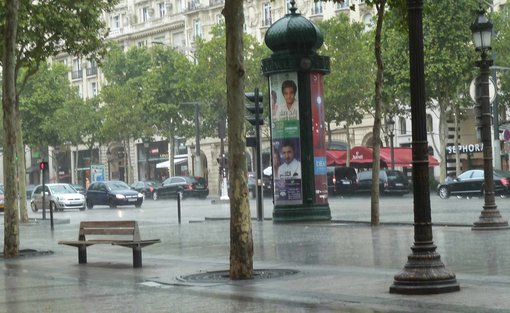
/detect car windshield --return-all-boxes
[106,181,130,190]
[50,184,76,194]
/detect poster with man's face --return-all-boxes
[269,72,302,205]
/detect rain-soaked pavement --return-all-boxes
[1,195,510,312]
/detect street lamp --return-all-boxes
[470,9,509,230]
[386,117,395,170]
[390,0,459,294]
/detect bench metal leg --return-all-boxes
[78,246,87,264]
[133,247,142,268]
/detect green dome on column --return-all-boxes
[264,1,324,54]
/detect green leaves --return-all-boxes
[317,14,374,129]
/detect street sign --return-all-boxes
[469,76,496,104]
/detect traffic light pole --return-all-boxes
[253,88,263,221]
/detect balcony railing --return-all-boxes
[86,67,98,77]
[209,0,224,6]
[71,70,83,80]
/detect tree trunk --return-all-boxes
[438,99,448,182]
[454,105,460,176]
[3,0,20,258]
[370,0,386,226]
[224,0,253,280]
[16,103,28,223]
[346,123,351,167]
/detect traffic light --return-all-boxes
[39,161,48,171]
[245,88,264,126]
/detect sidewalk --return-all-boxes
[1,198,510,312]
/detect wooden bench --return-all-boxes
[58,220,161,268]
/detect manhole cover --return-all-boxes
[178,269,298,283]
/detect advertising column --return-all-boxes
[270,72,302,205]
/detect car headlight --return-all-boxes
[115,194,126,200]
[138,193,144,198]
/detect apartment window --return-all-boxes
[216,14,224,24]
[111,15,120,29]
[141,7,149,22]
[262,3,272,26]
[194,18,202,39]
[426,114,433,133]
[86,59,98,76]
[311,1,323,15]
[90,82,98,97]
[336,0,349,9]
[286,0,292,13]
[399,117,406,135]
[72,58,82,80]
[137,40,147,47]
[158,2,166,17]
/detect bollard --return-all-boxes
[49,202,54,231]
[177,193,181,224]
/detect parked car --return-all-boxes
[26,184,36,198]
[327,166,357,196]
[30,183,86,212]
[86,180,143,209]
[131,180,161,199]
[437,169,510,199]
[71,184,87,196]
[356,169,410,196]
[152,176,209,200]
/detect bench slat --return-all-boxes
[81,229,135,236]
[80,220,136,228]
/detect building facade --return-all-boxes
[30,0,508,195]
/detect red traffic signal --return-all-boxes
[39,161,48,171]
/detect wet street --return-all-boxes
[1,194,510,312]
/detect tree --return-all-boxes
[382,0,480,182]
[316,14,374,163]
[194,25,268,139]
[223,0,253,280]
[1,0,118,257]
[3,0,20,257]
[101,44,195,180]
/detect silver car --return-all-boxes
[31,183,86,212]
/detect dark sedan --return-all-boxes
[152,176,208,200]
[86,180,143,208]
[131,180,161,199]
[437,169,510,199]
[356,169,409,196]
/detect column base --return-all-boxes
[472,208,510,231]
[390,246,460,295]
[272,204,331,223]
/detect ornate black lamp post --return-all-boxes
[386,117,395,170]
[390,0,459,294]
[470,9,509,231]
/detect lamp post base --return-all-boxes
[472,208,509,230]
[390,245,460,295]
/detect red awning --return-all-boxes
[380,147,439,167]
[326,150,346,166]
[324,147,439,168]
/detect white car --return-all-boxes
[31,183,86,212]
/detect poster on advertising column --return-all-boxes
[269,72,302,205]
[310,73,328,204]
